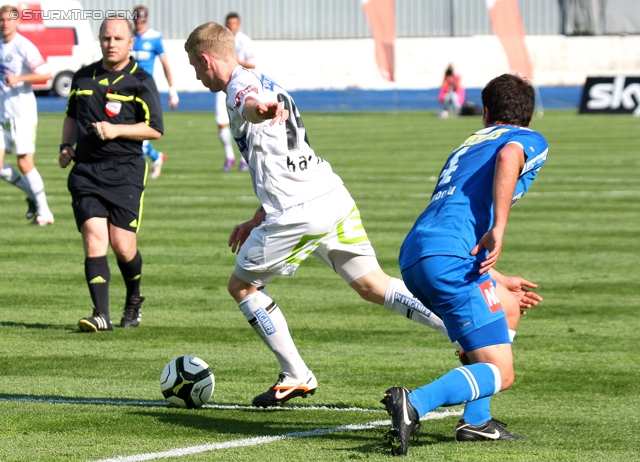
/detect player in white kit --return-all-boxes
[185,22,541,408]
[0,5,54,225]
[217,12,256,172]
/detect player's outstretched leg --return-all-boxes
[381,387,421,456]
[236,289,317,407]
[384,277,450,339]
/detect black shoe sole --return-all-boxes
[78,319,113,332]
[78,319,98,332]
[252,388,316,408]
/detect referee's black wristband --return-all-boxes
[59,143,73,152]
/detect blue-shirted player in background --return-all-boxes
[131,5,178,179]
[381,73,549,456]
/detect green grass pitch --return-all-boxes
[0,110,638,461]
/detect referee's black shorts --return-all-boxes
[68,155,148,233]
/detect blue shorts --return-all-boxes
[401,255,508,344]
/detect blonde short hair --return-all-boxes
[184,22,235,61]
[0,5,18,16]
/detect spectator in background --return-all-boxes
[438,64,465,118]
[217,12,256,172]
[131,5,178,179]
[0,4,54,225]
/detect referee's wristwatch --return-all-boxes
[59,143,73,153]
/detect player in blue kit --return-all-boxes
[131,5,178,179]
[381,73,549,455]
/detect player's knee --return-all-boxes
[111,244,137,263]
[350,281,382,304]
[227,274,254,303]
[499,366,515,391]
[348,269,389,305]
[227,275,241,297]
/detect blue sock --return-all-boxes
[142,140,160,162]
[407,363,500,418]
[462,397,491,425]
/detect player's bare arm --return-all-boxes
[4,70,53,86]
[242,98,289,125]
[229,206,266,253]
[471,143,525,273]
[159,55,179,109]
[59,116,78,168]
[92,121,162,142]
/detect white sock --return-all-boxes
[219,127,235,161]
[384,278,451,342]
[1,164,33,197]
[25,168,52,217]
[238,290,309,379]
[509,329,516,342]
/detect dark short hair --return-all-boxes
[481,74,535,127]
[132,5,148,19]
[225,12,240,22]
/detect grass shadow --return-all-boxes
[0,321,74,331]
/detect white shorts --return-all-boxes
[215,91,230,126]
[234,186,379,287]
[0,118,37,154]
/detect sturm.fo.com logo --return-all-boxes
[18,9,140,21]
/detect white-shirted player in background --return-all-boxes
[131,5,178,179]
[0,5,54,225]
[218,12,256,172]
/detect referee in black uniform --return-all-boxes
[59,17,163,332]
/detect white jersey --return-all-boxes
[0,33,49,121]
[215,31,257,125]
[234,31,256,67]
[226,66,343,213]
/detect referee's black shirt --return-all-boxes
[66,57,164,163]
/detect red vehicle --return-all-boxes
[15,1,98,97]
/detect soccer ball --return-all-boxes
[160,356,215,408]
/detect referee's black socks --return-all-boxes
[85,256,111,319]
[117,250,143,304]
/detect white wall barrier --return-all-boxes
[154,35,640,92]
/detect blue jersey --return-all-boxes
[131,28,165,76]
[399,125,548,271]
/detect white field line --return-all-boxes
[0,395,383,412]
[94,409,462,462]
